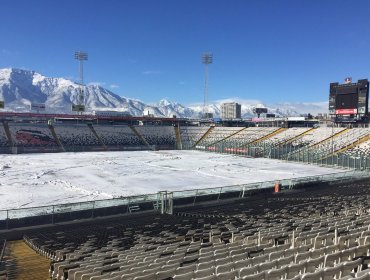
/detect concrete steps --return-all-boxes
[208,127,248,146]
[4,240,50,280]
[129,125,154,150]
[2,121,13,147]
[48,124,65,152]
[88,124,107,150]
[174,125,182,149]
[248,127,287,145]
[193,126,215,148]
[279,127,316,146]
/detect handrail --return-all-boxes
[171,170,358,195]
[0,192,158,213]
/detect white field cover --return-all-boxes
[0,150,344,210]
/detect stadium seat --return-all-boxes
[241,271,265,280]
[265,266,288,280]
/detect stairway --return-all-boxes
[174,125,182,149]
[48,124,65,152]
[318,131,370,161]
[287,128,348,159]
[129,126,154,150]
[88,124,107,150]
[310,128,349,149]
[210,127,248,146]
[279,127,316,146]
[3,240,50,280]
[193,126,215,148]
[2,121,13,147]
[334,132,370,155]
[248,127,287,145]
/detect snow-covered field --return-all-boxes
[0,150,344,210]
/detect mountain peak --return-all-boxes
[0,68,328,117]
[1,67,39,76]
[158,98,175,106]
[0,68,33,80]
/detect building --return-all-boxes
[221,102,241,119]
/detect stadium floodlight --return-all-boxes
[74,51,88,109]
[202,52,213,118]
[75,51,88,85]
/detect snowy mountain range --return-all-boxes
[0,68,328,118]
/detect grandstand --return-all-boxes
[289,127,346,148]
[93,125,144,148]
[259,127,313,146]
[1,118,370,279]
[0,123,9,151]
[54,124,102,149]
[8,123,57,147]
[6,123,59,154]
[180,126,210,149]
[345,139,370,157]
[1,175,370,279]
[0,121,370,165]
[195,127,245,149]
[313,128,370,157]
[211,127,282,153]
[134,125,177,149]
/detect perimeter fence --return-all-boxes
[194,140,370,171]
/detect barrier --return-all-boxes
[196,140,370,171]
[0,170,368,230]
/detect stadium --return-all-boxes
[2,0,370,278]
[1,98,370,280]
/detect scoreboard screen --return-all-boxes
[335,93,358,109]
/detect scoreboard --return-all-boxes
[329,79,369,117]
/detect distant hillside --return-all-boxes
[0,68,328,117]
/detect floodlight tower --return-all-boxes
[202,52,213,118]
[74,51,88,107]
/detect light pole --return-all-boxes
[74,51,88,108]
[202,52,213,118]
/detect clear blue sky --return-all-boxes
[1,0,370,105]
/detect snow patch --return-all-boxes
[0,150,344,210]
[0,68,328,117]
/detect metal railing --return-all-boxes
[172,170,369,201]
[0,170,368,230]
[194,140,370,171]
[0,192,159,220]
